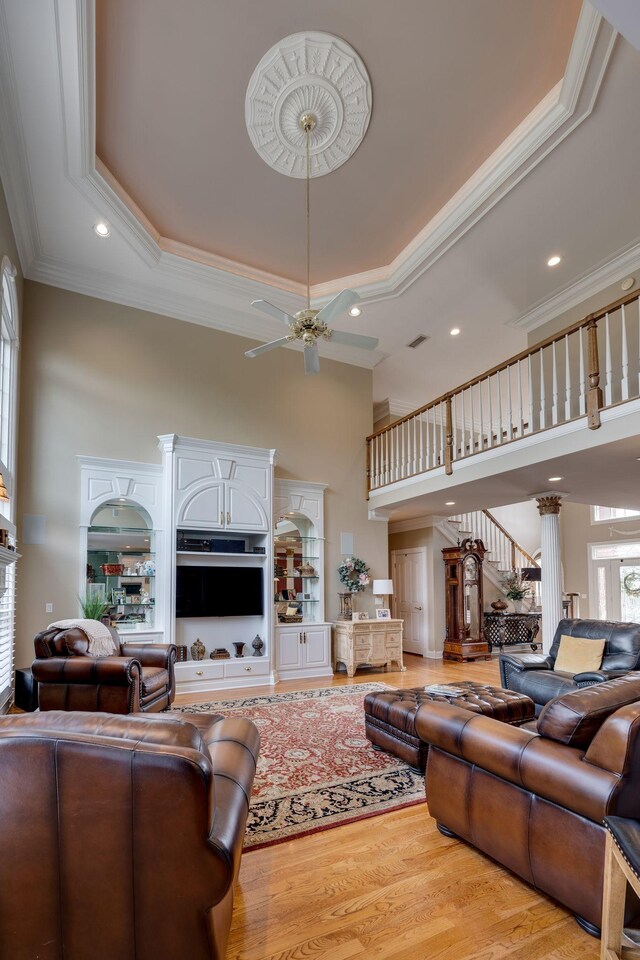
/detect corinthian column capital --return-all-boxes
[536,495,563,516]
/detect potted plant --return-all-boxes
[78,592,111,623]
[500,571,531,614]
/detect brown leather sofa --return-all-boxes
[32,625,177,712]
[415,673,640,934]
[0,709,259,960]
[500,617,640,715]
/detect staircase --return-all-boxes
[437,508,539,594]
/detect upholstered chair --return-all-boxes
[0,709,259,960]
[500,618,640,714]
[32,624,177,712]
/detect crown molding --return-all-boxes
[0,1,618,351]
[373,398,419,423]
[388,515,440,534]
[507,236,640,333]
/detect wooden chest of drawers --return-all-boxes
[333,619,405,678]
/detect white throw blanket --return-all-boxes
[48,618,117,658]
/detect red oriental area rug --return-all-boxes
[175,683,425,849]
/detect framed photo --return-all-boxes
[352,611,368,621]
[87,582,106,601]
[285,603,301,617]
[376,608,391,620]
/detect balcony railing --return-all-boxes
[366,289,640,495]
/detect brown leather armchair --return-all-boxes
[0,709,259,960]
[32,625,177,712]
[415,673,640,935]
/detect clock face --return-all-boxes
[463,555,478,582]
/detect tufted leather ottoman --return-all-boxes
[364,682,535,771]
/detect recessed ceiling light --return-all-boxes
[547,255,561,267]
[548,476,563,482]
[450,328,461,337]
[622,277,635,292]
[349,306,362,317]
[94,221,110,238]
[119,498,126,502]
[445,501,456,506]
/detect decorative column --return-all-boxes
[536,495,564,653]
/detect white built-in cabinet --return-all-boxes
[159,435,276,692]
[79,441,333,692]
[273,480,332,680]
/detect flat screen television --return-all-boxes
[176,565,263,618]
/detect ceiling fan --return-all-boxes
[245,114,378,375]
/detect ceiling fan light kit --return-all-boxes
[244,32,377,375]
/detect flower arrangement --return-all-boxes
[500,570,531,602]
[338,556,370,593]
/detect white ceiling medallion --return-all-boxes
[245,32,372,178]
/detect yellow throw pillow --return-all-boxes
[553,635,605,674]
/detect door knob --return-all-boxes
[196,670,204,676]
[414,605,422,611]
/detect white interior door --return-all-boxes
[391,548,427,656]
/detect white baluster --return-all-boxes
[564,334,571,422]
[478,379,484,449]
[460,390,466,456]
[578,326,586,417]
[527,355,533,435]
[507,365,513,440]
[551,341,559,425]
[497,370,503,445]
[604,312,612,406]
[488,375,494,446]
[621,304,629,401]
[517,360,523,437]
[469,384,475,453]
[539,348,546,429]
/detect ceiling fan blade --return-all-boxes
[245,336,291,359]
[315,289,360,326]
[329,329,379,351]
[304,344,320,375]
[251,299,296,326]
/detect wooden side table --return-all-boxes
[333,619,405,678]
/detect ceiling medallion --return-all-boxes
[245,31,372,178]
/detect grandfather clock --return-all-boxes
[442,538,490,662]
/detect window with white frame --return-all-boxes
[0,257,19,711]
[592,505,640,524]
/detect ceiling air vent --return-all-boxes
[407,334,429,349]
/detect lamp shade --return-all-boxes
[372,579,394,595]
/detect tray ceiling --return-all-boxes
[95,0,581,285]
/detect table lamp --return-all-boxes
[372,579,394,610]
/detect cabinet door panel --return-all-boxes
[303,627,330,669]
[178,483,224,528]
[276,627,304,671]
[227,484,268,531]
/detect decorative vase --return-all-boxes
[491,599,508,613]
[233,641,245,658]
[512,600,526,614]
[338,592,353,621]
[190,637,206,661]
[252,634,264,657]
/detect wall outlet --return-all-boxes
[45,602,53,613]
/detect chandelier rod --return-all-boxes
[301,113,316,312]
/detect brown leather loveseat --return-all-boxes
[415,673,640,934]
[0,709,259,960]
[32,624,177,712]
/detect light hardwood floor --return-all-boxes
[178,655,599,960]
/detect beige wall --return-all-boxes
[526,278,633,347]
[15,281,388,667]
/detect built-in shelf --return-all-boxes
[176,550,267,559]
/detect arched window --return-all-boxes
[0,257,19,710]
